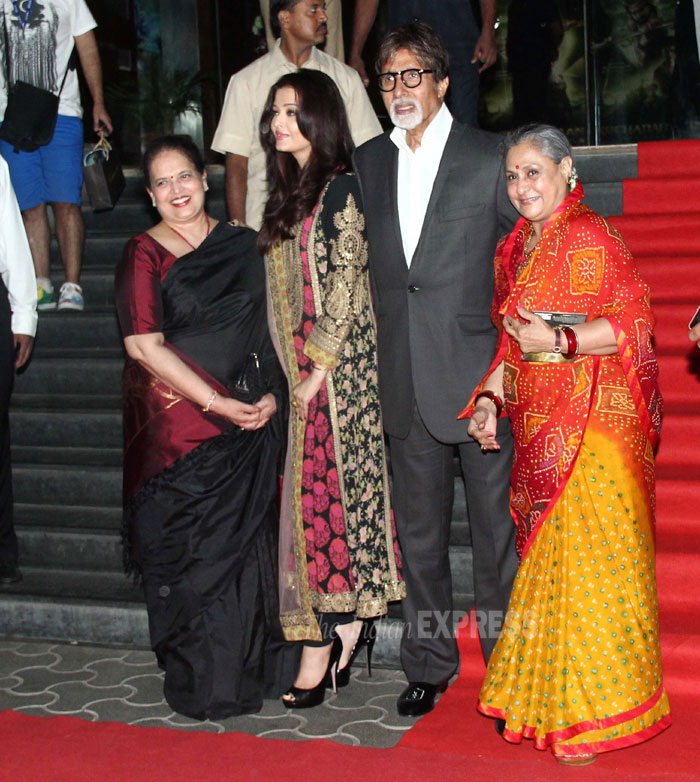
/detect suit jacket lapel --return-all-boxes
[387,143,408,270]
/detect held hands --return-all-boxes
[292,366,328,422]
[467,404,500,451]
[503,307,556,354]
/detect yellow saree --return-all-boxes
[464,185,671,757]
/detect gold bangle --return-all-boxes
[203,390,217,412]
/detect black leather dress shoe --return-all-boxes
[396,681,446,717]
[0,565,22,585]
[495,718,506,735]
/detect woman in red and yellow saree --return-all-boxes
[258,71,404,709]
[460,125,670,764]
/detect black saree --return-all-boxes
[116,223,298,719]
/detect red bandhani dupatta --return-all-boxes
[459,183,662,559]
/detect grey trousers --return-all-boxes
[389,405,518,684]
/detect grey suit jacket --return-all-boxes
[353,121,517,443]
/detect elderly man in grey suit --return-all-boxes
[353,22,519,718]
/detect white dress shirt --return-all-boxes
[390,103,453,266]
[0,157,37,337]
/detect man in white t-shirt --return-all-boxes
[0,0,112,311]
[212,0,381,231]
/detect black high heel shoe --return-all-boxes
[335,619,377,689]
[282,636,342,709]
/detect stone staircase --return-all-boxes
[0,146,635,666]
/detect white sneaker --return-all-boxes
[57,282,84,311]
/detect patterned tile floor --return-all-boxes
[0,639,420,747]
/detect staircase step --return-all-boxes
[9,410,122,448]
[67,269,117,307]
[658,631,700,691]
[14,503,123,532]
[0,568,147,646]
[656,551,700,634]
[581,182,622,217]
[653,302,700,355]
[13,464,122,508]
[575,145,637,183]
[609,213,700,257]
[17,526,122,571]
[656,414,700,470]
[656,479,700,551]
[11,393,122,410]
[657,354,700,405]
[33,309,123,351]
[12,445,122,466]
[622,177,700,216]
[639,258,700,304]
[50,234,130,270]
[13,356,123,397]
[636,139,700,179]
[0,566,140,602]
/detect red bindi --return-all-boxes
[515,165,520,170]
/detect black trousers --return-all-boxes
[0,282,18,568]
[389,404,518,684]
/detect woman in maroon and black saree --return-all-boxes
[115,135,298,720]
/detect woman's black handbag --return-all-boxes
[231,352,266,404]
[0,13,71,153]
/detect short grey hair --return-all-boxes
[375,22,449,83]
[504,124,573,164]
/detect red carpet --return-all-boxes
[3,141,700,781]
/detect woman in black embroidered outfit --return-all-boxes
[114,135,297,720]
[259,71,405,708]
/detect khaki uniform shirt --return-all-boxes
[211,41,381,230]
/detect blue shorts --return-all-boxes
[0,114,84,211]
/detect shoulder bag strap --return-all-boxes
[2,8,11,87]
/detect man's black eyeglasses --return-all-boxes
[377,69,434,92]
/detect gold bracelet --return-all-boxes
[203,390,217,412]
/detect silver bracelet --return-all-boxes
[203,390,217,413]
